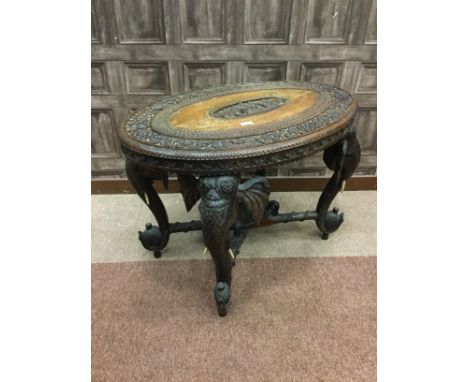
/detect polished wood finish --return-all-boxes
[168,88,317,132]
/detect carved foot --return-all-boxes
[214,282,230,316]
[138,223,165,255]
[319,207,344,238]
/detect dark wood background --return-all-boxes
[91,0,377,180]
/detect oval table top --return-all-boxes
[119,81,357,175]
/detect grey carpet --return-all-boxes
[92,256,376,382]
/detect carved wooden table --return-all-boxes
[118,81,361,316]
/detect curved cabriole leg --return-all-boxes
[316,128,361,239]
[198,176,240,316]
[126,159,170,258]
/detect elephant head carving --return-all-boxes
[179,174,270,226]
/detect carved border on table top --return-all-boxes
[122,126,350,175]
[119,82,354,158]
[121,101,356,162]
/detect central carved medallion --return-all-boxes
[211,97,287,119]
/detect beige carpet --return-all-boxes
[92,257,376,382]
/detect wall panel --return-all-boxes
[183,63,226,91]
[365,0,377,44]
[91,62,110,94]
[243,62,287,82]
[124,62,170,94]
[355,62,377,94]
[114,0,165,43]
[179,0,226,43]
[300,62,343,86]
[244,0,292,44]
[304,0,353,44]
[91,0,377,179]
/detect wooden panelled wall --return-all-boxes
[91,0,377,179]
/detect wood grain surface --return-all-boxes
[168,88,317,132]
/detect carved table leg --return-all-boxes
[198,176,240,316]
[126,159,170,258]
[316,128,361,239]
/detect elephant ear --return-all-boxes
[237,176,271,225]
[178,174,200,212]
